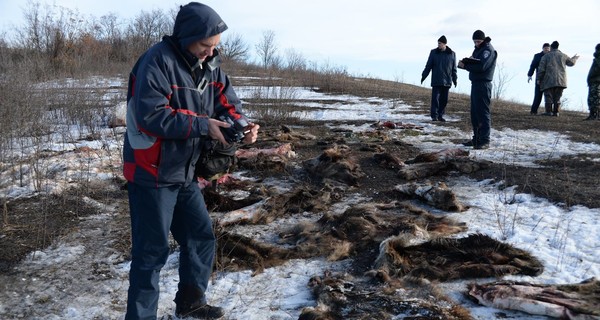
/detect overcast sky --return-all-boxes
[1,0,599,110]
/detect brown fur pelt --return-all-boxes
[299,270,472,320]
[373,152,406,170]
[202,185,265,212]
[405,148,470,164]
[375,233,544,281]
[277,125,317,141]
[398,161,450,180]
[235,142,295,159]
[399,148,491,179]
[302,144,365,186]
[393,181,467,212]
[254,184,341,224]
[280,201,467,262]
[215,228,299,275]
[467,278,600,319]
[237,152,289,172]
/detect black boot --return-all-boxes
[542,103,553,116]
[174,285,224,319]
[552,103,561,117]
[585,108,598,120]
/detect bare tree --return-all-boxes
[284,48,306,71]
[218,32,249,63]
[125,9,172,57]
[255,29,278,69]
[493,62,515,101]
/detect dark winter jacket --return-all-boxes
[464,37,497,82]
[537,48,578,91]
[123,3,246,187]
[587,50,600,86]
[421,47,458,87]
[527,51,546,77]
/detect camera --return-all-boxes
[218,114,249,143]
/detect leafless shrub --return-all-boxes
[493,62,515,101]
[255,30,279,70]
[219,32,249,63]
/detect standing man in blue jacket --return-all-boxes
[421,35,458,122]
[458,30,497,150]
[122,2,259,319]
[527,43,550,114]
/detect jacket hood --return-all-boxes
[173,2,228,50]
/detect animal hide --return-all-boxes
[394,181,467,212]
[375,233,544,281]
[398,148,491,179]
[405,148,469,164]
[398,161,450,180]
[467,278,600,319]
[299,270,472,320]
[302,144,365,186]
[235,143,296,159]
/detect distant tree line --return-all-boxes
[0,1,354,82]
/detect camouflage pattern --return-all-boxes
[588,83,600,111]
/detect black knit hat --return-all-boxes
[438,35,447,44]
[595,43,600,51]
[551,41,559,49]
[543,43,550,48]
[472,30,485,40]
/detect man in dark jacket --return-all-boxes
[527,43,550,114]
[421,35,458,122]
[123,2,259,319]
[458,30,497,150]
[585,43,600,120]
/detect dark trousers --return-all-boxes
[470,81,492,146]
[530,82,543,113]
[543,87,564,105]
[125,182,216,320]
[430,86,450,119]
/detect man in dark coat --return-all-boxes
[421,35,458,122]
[458,30,497,150]
[527,43,550,114]
[123,2,259,319]
[585,43,600,120]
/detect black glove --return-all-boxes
[420,77,425,84]
[453,81,457,87]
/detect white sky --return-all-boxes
[1,0,599,110]
[0,77,599,319]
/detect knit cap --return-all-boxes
[472,30,485,40]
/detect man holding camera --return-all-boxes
[122,2,259,319]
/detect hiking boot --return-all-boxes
[584,110,598,120]
[175,304,224,319]
[431,117,438,121]
[474,143,489,150]
[437,117,446,122]
[552,113,559,117]
[462,140,475,147]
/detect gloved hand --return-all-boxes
[528,76,532,83]
[453,81,457,87]
[420,77,425,84]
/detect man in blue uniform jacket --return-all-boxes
[458,29,497,150]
